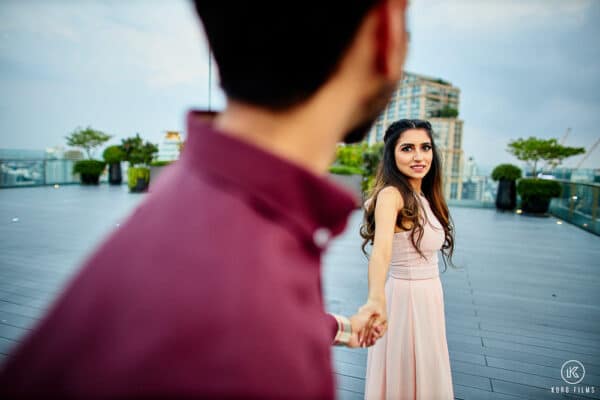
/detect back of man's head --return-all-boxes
[194,1,381,110]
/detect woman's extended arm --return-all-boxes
[359,186,403,344]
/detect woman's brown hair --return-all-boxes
[359,119,455,270]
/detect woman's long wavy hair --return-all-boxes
[359,119,456,271]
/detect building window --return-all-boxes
[450,183,458,199]
[452,153,460,176]
[454,132,461,149]
[376,124,384,142]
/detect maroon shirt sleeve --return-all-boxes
[327,313,339,342]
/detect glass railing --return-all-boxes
[3,160,598,234]
[1,159,88,188]
[549,180,600,235]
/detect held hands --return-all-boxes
[357,297,388,347]
[345,299,387,348]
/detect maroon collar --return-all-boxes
[181,110,357,251]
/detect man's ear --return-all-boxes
[374,0,408,80]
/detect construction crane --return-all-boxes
[560,127,571,144]
[542,128,572,173]
[575,138,600,169]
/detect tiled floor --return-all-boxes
[1,185,599,399]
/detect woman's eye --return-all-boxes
[423,144,432,151]
[401,147,412,152]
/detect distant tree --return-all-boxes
[507,137,585,177]
[65,127,112,159]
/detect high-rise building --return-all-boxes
[366,71,465,199]
[157,131,182,161]
[461,157,486,201]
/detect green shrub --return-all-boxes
[517,178,562,201]
[491,164,522,181]
[362,143,384,177]
[363,175,376,194]
[128,167,150,189]
[329,165,364,175]
[335,144,365,168]
[73,160,106,176]
[439,106,459,118]
[329,142,384,194]
[150,160,174,167]
[102,145,126,164]
[121,134,159,166]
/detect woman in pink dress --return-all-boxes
[359,119,456,400]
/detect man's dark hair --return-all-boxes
[194,2,381,110]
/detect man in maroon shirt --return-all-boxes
[0,0,409,398]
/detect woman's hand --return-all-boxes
[357,297,388,347]
[346,306,383,348]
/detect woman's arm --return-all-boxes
[359,186,403,344]
[367,186,402,298]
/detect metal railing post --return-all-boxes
[568,182,576,219]
[592,186,599,232]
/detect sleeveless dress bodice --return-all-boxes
[389,194,444,281]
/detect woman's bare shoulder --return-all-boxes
[376,186,404,209]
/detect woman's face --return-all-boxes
[393,128,433,185]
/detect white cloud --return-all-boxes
[410,0,593,33]
[101,2,212,88]
[0,1,213,88]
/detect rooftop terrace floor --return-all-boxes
[0,185,599,399]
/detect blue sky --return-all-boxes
[0,0,598,169]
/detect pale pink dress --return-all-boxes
[364,194,454,400]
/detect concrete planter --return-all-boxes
[495,179,517,211]
[107,163,122,185]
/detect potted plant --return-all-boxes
[102,145,126,185]
[128,167,151,192]
[73,160,106,185]
[66,126,112,185]
[121,134,158,193]
[517,178,562,215]
[491,164,521,211]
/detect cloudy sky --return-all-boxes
[1,0,598,170]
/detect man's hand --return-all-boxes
[357,297,388,347]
